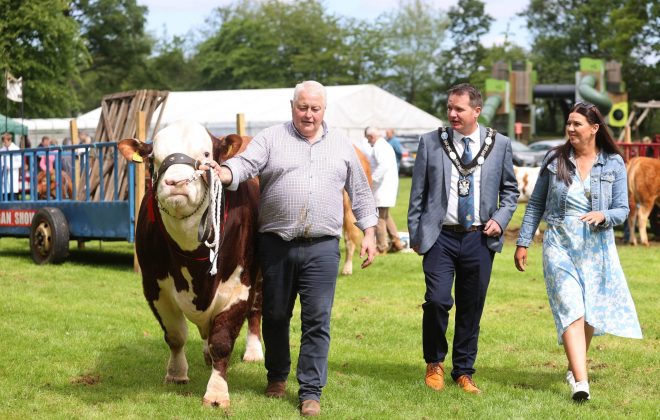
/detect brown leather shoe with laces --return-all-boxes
[299,399,321,416]
[425,362,445,391]
[455,375,482,394]
[264,380,287,398]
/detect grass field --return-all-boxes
[1,177,658,419]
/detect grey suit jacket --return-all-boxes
[407,125,519,254]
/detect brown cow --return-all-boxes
[36,170,73,199]
[627,157,660,246]
[118,120,262,408]
[341,146,372,275]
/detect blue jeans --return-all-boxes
[258,233,340,403]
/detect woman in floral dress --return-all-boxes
[514,102,642,402]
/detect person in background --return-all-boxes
[408,83,519,394]
[366,126,404,253]
[61,137,74,175]
[209,80,377,417]
[38,135,56,172]
[514,102,642,402]
[514,121,523,140]
[385,128,403,170]
[1,132,22,200]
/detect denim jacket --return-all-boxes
[517,150,629,248]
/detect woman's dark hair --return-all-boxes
[542,102,622,185]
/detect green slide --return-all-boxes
[577,75,612,115]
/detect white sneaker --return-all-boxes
[565,370,576,386]
[571,380,591,402]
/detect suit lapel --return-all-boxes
[478,125,488,190]
[443,129,453,196]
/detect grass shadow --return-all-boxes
[49,333,267,408]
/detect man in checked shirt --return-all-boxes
[211,80,377,416]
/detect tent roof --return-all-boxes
[78,84,442,140]
[0,113,28,135]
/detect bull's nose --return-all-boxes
[164,176,190,187]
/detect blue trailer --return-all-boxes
[0,142,136,264]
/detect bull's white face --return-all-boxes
[152,120,213,219]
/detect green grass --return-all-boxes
[1,178,658,419]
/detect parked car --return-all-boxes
[511,139,547,167]
[399,135,420,176]
[528,139,566,153]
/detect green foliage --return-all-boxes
[437,0,493,97]
[71,0,153,111]
[0,0,88,117]
[378,0,449,114]
[195,0,367,90]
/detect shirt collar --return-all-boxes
[454,124,480,145]
[568,148,605,166]
[289,121,328,142]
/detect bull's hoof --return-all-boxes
[341,264,353,276]
[242,347,264,362]
[202,397,230,408]
[165,375,190,384]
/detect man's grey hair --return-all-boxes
[365,126,382,138]
[293,81,327,106]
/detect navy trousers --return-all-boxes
[257,233,340,403]
[422,229,494,380]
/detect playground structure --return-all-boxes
[480,58,630,142]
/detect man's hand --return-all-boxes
[199,160,232,186]
[482,219,502,237]
[514,246,527,272]
[360,226,377,269]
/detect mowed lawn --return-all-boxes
[0,177,658,419]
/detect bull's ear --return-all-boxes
[213,134,244,162]
[118,138,153,163]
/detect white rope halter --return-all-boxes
[200,165,223,275]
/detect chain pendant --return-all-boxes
[458,178,471,197]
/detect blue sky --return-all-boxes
[139,0,532,49]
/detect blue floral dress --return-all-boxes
[542,173,643,344]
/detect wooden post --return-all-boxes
[70,119,85,250]
[134,111,147,273]
[236,113,246,136]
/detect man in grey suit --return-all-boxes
[408,83,519,394]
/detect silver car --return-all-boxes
[511,139,548,167]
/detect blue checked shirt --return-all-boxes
[223,121,378,240]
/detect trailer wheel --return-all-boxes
[30,207,69,264]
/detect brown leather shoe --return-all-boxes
[425,362,445,391]
[264,380,287,398]
[455,375,482,394]
[299,399,321,416]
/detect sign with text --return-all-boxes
[0,210,36,226]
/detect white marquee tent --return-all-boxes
[26,85,443,143]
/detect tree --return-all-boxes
[436,0,493,96]
[377,0,449,114]
[131,35,201,92]
[0,0,88,117]
[194,0,362,90]
[71,0,153,111]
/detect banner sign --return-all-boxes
[0,209,35,226]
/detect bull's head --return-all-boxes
[118,120,244,226]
